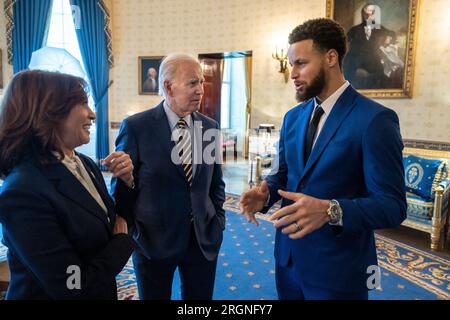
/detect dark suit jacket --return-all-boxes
[264,85,406,293]
[142,77,158,93]
[344,23,397,87]
[111,102,226,262]
[0,153,133,299]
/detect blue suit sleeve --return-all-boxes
[110,119,139,222]
[0,188,133,299]
[338,109,407,235]
[209,122,226,229]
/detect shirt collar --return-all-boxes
[163,100,192,130]
[52,150,75,161]
[314,81,350,116]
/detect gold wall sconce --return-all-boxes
[272,46,289,83]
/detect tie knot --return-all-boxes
[313,106,324,119]
[177,118,187,129]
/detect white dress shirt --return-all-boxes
[163,101,197,176]
[60,153,108,218]
[310,81,350,148]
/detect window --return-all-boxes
[220,61,231,129]
[220,57,247,153]
[45,0,96,159]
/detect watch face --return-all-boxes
[330,209,339,221]
[329,202,341,223]
[327,200,342,224]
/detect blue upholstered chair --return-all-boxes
[402,148,450,250]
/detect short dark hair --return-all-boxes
[288,18,347,69]
[0,70,89,176]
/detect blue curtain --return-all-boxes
[70,0,110,163]
[12,0,53,73]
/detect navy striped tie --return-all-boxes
[177,118,193,185]
[304,106,324,162]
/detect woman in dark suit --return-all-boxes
[0,70,135,299]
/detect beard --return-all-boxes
[295,66,326,102]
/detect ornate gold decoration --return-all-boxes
[98,0,114,68]
[4,0,16,65]
[376,235,449,299]
[404,147,450,161]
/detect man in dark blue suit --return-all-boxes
[240,18,406,300]
[109,53,226,300]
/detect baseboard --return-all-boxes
[403,139,450,151]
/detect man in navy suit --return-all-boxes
[240,18,406,300]
[109,53,225,300]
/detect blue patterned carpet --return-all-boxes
[116,194,450,300]
[1,194,449,300]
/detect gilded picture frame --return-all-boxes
[138,56,164,95]
[0,49,3,89]
[326,0,419,98]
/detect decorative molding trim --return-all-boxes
[401,219,431,233]
[4,0,16,65]
[403,139,450,151]
[98,0,114,68]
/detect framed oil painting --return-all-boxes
[0,49,3,89]
[326,0,419,98]
[138,56,164,95]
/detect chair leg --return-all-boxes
[445,215,450,250]
[431,187,444,251]
[445,203,450,250]
[430,216,441,251]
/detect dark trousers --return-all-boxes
[132,225,218,300]
[275,259,368,300]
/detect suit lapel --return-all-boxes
[44,161,112,229]
[300,86,358,181]
[295,100,315,172]
[78,154,116,225]
[149,102,191,186]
